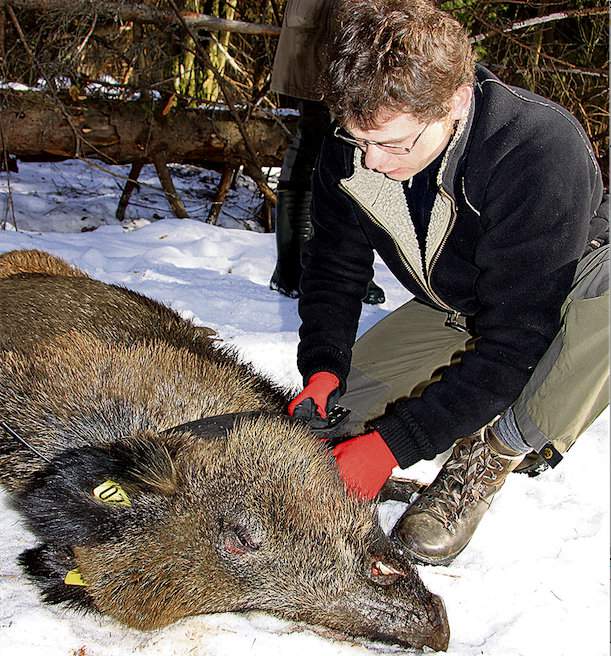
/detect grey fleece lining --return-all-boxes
[338,110,470,295]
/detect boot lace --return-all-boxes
[413,435,505,532]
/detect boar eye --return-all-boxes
[221,520,262,556]
[234,527,261,552]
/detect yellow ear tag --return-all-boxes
[93,480,131,507]
[64,568,88,587]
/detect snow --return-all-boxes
[0,160,609,656]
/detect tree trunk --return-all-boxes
[1,90,295,168]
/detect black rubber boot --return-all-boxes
[270,188,313,298]
[270,189,386,305]
[363,279,386,305]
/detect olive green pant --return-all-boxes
[342,245,609,457]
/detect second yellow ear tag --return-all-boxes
[93,480,131,507]
[64,568,88,586]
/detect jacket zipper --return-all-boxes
[428,189,468,331]
[341,182,467,331]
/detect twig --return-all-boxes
[115,161,143,220]
[207,164,234,225]
[269,0,282,26]
[472,7,608,44]
[489,63,605,78]
[207,33,248,78]
[473,12,587,71]
[75,11,97,57]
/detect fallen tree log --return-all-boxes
[6,0,282,36]
[1,89,296,223]
[1,89,295,168]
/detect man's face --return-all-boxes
[344,112,455,181]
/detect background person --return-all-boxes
[269,0,385,304]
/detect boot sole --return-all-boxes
[398,538,471,567]
[513,454,549,477]
[269,280,300,298]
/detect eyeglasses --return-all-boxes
[333,122,430,155]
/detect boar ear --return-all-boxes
[19,438,178,548]
[120,438,178,497]
[18,543,95,612]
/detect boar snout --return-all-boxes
[321,572,450,652]
[372,593,450,652]
[350,536,449,651]
[373,569,449,651]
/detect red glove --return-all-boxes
[288,371,340,420]
[333,430,398,499]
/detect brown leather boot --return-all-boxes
[393,427,525,565]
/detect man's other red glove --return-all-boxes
[333,430,398,499]
[288,371,340,420]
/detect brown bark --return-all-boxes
[153,152,189,218]
[1,89,295,168]
[207,165,235,225]
[0,7,5,64]
[116,162,144,221]
[8,0,282,35]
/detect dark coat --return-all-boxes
[297,65,608,467]
[270,0,335,101]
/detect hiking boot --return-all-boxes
[393,427,524,566]
[270,188,313,298]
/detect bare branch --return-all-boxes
[472,6,608,44]
[0,6,5,64]
[75,12,97,57]
[8,0,282,36]
[490,64,605,79]
[153,152,188,218]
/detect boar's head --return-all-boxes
[18,414,449,651]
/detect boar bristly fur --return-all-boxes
[0,250,450,651]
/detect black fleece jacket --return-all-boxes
[297,65,608,468]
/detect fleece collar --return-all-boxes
[338,95,474,307]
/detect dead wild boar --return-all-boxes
[0,249,449,651]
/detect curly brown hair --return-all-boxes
[323,0,476,128]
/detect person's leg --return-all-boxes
[504,244,609,472]
[271,100,386,303]
[340,299,472,435]
[395,245,609,565]
[270,100,329,297]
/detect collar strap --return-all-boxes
[162,411,274,439]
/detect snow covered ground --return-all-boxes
[0,160,609,656]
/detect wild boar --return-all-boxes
[0,249,449,651]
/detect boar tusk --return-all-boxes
[374,560,404,576]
